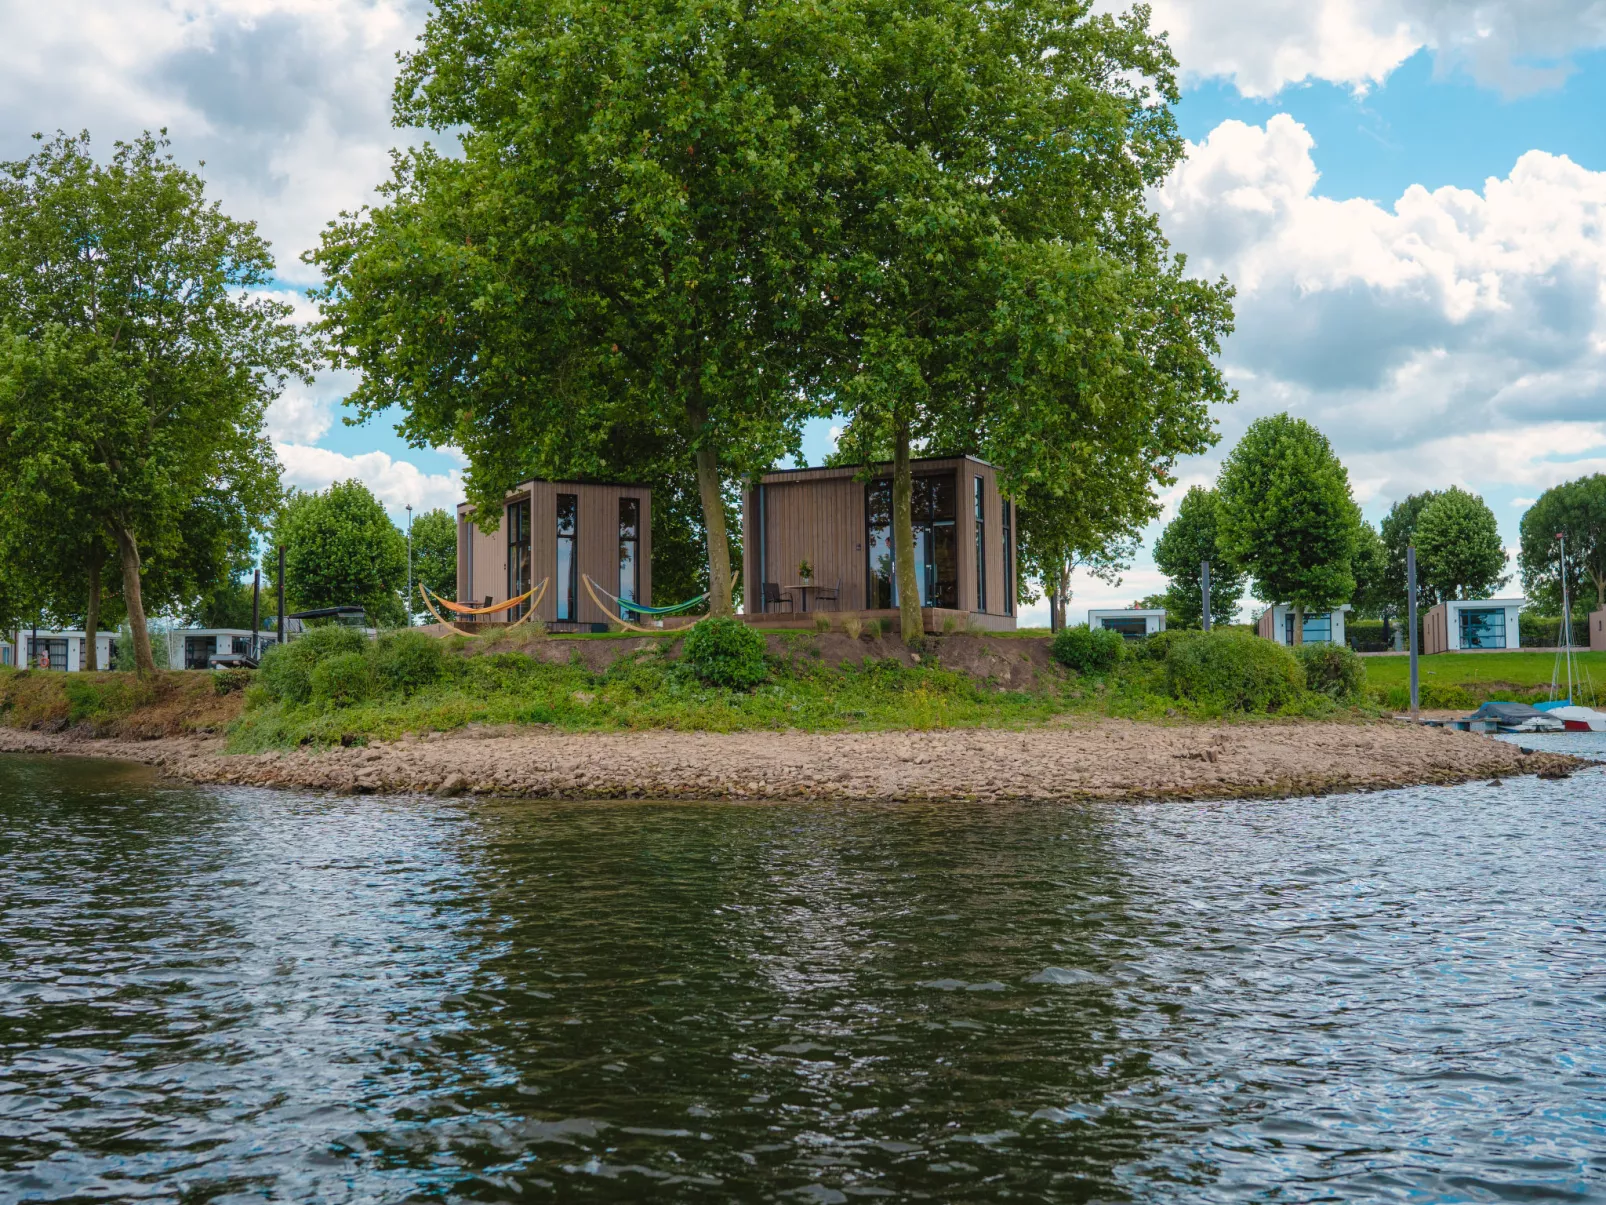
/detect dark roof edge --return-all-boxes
[757,454,995,481]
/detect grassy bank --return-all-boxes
[0,625,1382,753]
[1362,650,1606,709]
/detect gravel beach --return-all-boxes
[0,718,1586,802]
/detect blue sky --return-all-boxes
[5,1,1606,625]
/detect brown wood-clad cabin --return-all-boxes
[742,456,1017,629]
[457,481,652,631]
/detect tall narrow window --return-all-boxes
[865,473,958,609]
[507,498,531,622]
[619,498,640,616]
[1001,500,1014,616]
[556,494,578,621]
[973,476,986,613]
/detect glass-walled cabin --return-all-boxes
[458,481,652,631]
[743,456,1017,629]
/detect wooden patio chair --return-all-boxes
[812,578,841,610]
[761,582,794,613]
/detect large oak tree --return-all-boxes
[0,133,302,674]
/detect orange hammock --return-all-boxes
[420,580,547,637]
[431,585,538,615]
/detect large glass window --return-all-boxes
[1459,606,1506,649]
[184,635,216,670]
[556,493,578,621]
[974,476,986,613]
[1002,499,1013,616]
[1285,612,1332,644]
[32,637,68,671]
[619,498,641,615]
[1100,616,1149,640]
[865,473,958,608]
[507,498,531,622]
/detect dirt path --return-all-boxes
[0,718,1587,802]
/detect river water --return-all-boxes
[2,752,1603,1203]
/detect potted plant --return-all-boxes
[798,559,813,583]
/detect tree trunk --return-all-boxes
[84,547,103,671]
[112,524,156,676]
[1292,603,1305,646]
[892,415,922,647]
[1593,570,1606,609]
[687,403,734,616]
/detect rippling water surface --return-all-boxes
[2,753,1604,1202]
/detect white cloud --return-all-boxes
[1145,0,1606,97]
[276,443,462,515]
[0,0,428,284]
[1156,116,1606,506]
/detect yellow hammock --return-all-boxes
[420,580,547,637]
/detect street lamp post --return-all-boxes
[405,504,414,626]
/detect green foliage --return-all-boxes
[371,630,448,696]
[270,480,407,627]
[213,667,253,696]
[408,508,458,605]
[1050,625,1126,675]
[1217,414,1360,625]
[0,131,303,674]
[257,625,367,705]
[681,616,770,691]
[311,652,375,708]
[1293,643,1366,701]
[1518,474,1606,613]
[1415,487,1507,602]
[1348,520,1390,618]
[1152,486,1245,627]
[1380,492,1441,611]
[1163,629,1305,712]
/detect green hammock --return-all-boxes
[619,592,710,618]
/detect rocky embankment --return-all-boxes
[0,719,1587,802]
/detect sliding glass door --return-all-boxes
[556,493,577,621]
[865,473,958,608]
[506,498,531,622]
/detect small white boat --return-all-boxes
[1541,705,1606,732]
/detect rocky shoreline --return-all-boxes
[0,718,1588,803]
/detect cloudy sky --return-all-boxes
[5,1,1605,624]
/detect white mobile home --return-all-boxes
[15,631,117,672]
[165,629,278,670]
[1423,598,1524,653]
[1087,608,1167,640]
[1256,604,1352,647]
[1,638,12,668]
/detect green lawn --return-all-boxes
[1361,649,1606,707]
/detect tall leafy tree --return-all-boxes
[409,508,459,606]
[268,481,408,627]
[311,0,844,616]
[1414,486,1507,603]
[1152,486,1245,628]
[1216,414,1360,645]
[823,0,1233,642]
[1379,491,1441,613]
[1519,475,1606,612]
[1015,480,1141,629]
[1349,518,1390,624]
[0,132,301,674]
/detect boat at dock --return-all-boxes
[1459,702,1564,733]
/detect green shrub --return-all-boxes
[1050,625,1125,674]
[1293,643,1366,700]
[311,651,375,708]
[1164,629,1305,712]
[257,625,367,704]
[682,616,769,690]
[1136,629,1193,663]
[372,630,447,696]
[213,667,254,696]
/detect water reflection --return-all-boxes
[1,756,1603,1201]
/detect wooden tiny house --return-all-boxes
[457,481,652,630]
[742,456,1017,629]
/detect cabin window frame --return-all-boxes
[1001,499,1014,617]
[619,497,641,615]
[865,472,959,609]
[973,475,987,613]
[556,493,578,621]
[506,497,532,622]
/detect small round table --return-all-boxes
[787,584,821,612]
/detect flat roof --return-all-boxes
[756,454,995,485]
